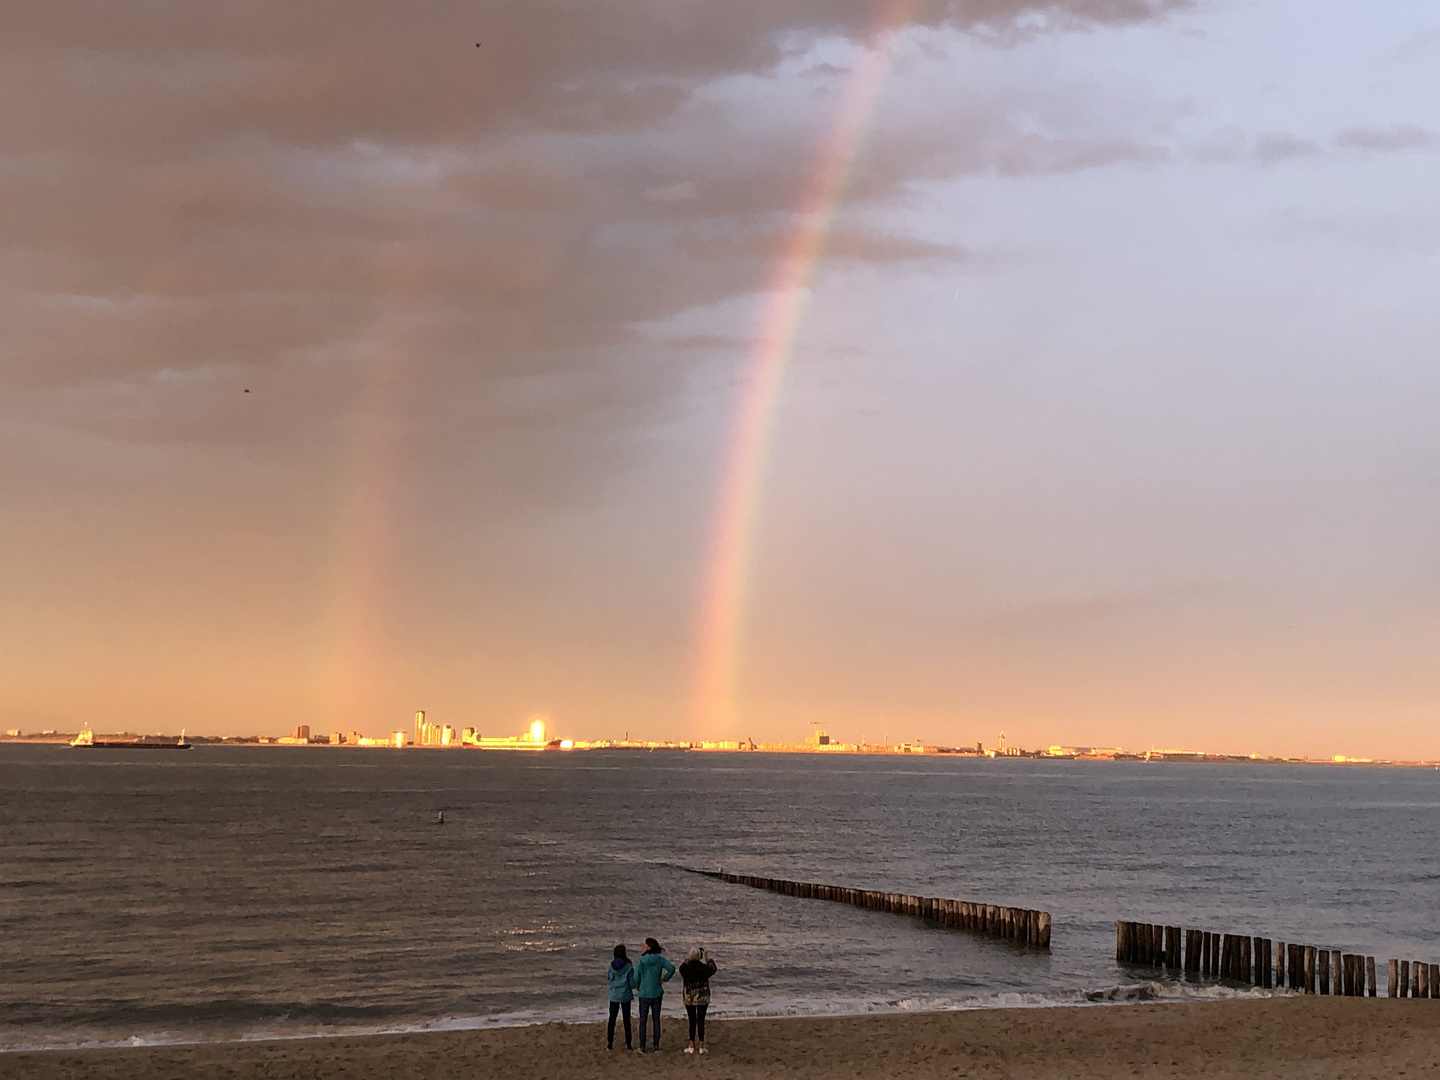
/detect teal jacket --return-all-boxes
[631,952,676,998]
[607,959,635,1003]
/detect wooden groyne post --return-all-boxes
[693,870,1050,948]
[1114,921,1428,998]
[1120,920,1439,1000]
[1390,959,1440,998]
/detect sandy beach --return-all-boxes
[7,999,1438,1080]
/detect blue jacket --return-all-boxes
[607,959,635,1003]
[631,952,676,998]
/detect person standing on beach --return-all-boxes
[631,937,675,1052]
[678,946,717,1055]
[605,944,635,1050]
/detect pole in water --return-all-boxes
[436,810,445,825]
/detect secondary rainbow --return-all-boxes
[321,309,424,731]
[692,2,918,734]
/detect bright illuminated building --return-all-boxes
[413,710,458,747]
[467,716,561,751]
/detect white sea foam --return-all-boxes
[0,981,1289,1054]
[703,979,1283,1019]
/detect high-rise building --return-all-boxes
[413,710,452,746]
[295,724,310,741]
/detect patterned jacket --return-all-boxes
[678,957,717,1006]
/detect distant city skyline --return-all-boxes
[2,2,1436,760]
[8,717,1438,767]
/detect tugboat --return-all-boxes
[70,726,192,750]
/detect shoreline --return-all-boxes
[0,980,1281,1055]
[6,999,1439,1079]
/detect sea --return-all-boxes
[2,745,1437,1052]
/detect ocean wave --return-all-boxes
[697,980,1282,1019]
[0,981,1287,1054]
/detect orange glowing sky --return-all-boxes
[1,1,1437,759]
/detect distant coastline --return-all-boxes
[2,730,1435,767]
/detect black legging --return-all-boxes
[607,1000,632,1047]
[686,1002,707,1042]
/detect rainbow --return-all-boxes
[691,2,918,735]
[321,318,420,732]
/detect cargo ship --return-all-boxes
[70,727,191,750]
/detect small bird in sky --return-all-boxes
[243,389,250,393]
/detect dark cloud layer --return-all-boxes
[2,0,1182,396]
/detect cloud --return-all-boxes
[975,579,1231,637]
[643,181,699,203]
[1332,124,1439,153]
[1192,127,1330,167]
[1,2,1185,150]
[991,134,1169,174]
[0,0,1189,482]
[1251,130,1324,165]
[662,333,746,351]
[678,226,966,264]
[1257,209,1440,254]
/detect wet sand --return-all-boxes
[7,998,1439,1080]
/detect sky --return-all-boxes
[1,1,1437,758]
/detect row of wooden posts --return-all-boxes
[689,871,1434,990]
[1117,921,1440,998]
[697,870,1051,948]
